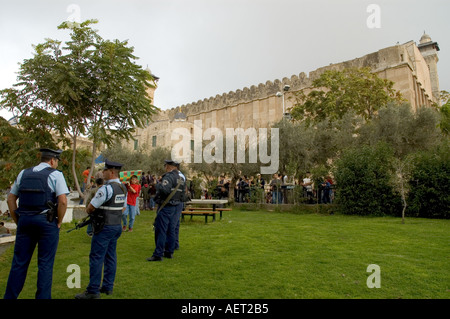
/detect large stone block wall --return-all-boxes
[123,40,437,152]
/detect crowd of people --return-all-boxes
[201,172,334,205]
[81,165,335,209]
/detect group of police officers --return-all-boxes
[3,148,187,299]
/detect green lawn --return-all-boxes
[0,208,449,299]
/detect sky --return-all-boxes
[1,0,449,121]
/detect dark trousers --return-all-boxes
[169,202,183,251]
[87,224,122,294]
[153,205,178,258]
[4,214,59,299]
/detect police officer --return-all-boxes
[172,161,187,251]
[75,159,127,299]
[4,148,69,299]
[147,159,185,261]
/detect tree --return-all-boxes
[187,136,261,200]
[101,143,171,177]
[407,141,450,219]
[357,103,442,158]
[273,111,362,182]
[390,156,414,224]
[333,142,401,216]
[0,113,57,189]
[438,90,450,135]
[0,20,157,198]
[291,67,404,125]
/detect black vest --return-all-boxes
[155,170,186,205]
[96,182,127,225]
[17,167,57,215]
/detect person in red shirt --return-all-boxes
[79,167,91,204]
[122,175,141,232]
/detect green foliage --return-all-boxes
[189,176,204,199]
[438,99,450,135]
[0,115,57,189]
[274,111,362,180]
[187,136,261,186]
[333,142,401,216]
[280,103,445,218]
[407,141,450,219]
[101,143,171,176]
[0,115,91,190]
[0,19,158,195]
[291,67,404,125]
[58,148,92,189]
[358,103,442,158]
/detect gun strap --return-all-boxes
[156,178,182,215]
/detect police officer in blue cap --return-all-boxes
[171,161,187,251]
[147,159,186,261]
[75,159,127,299]
[4,148,69,299]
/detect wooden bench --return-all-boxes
[216,208,231,219]
[181,211,219,223]
[186,207,232,219]
[186,207,213,211]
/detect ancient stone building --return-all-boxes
[125,34,440,155]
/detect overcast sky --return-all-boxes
[1,0,449,120]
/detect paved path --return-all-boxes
[0,222,16,256]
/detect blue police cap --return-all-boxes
[104,159,124,170]
[40,148,63,160]
[164,159,179,167]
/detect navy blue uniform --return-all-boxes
[86,179,126,295]
[173,170,186,250]
[4,162,69,299]
[152,169,185,259]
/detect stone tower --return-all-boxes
[145,67,159,103]
[418,32,440,104]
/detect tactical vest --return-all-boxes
[171,170,185,204]
[159,170,187,205]
[96,182,127,226]
[16,167,57,216]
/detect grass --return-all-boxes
[0,208,449,299]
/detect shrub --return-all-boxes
[407,141,450,219]
[333,142,401,216]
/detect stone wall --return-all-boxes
[124,39,438,152]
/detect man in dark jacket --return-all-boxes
[147,160,185,261]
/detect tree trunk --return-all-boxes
[86,138,98,194]
[71,134,83,198]
[401,182,406,224]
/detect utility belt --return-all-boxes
[16,201,57,223]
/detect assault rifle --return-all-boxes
[66,214,92,233]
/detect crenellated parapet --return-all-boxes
[157,72,313,119]
[153,37,438,122]
[125,37,439,154]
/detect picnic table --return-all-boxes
[182,199,230,223]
